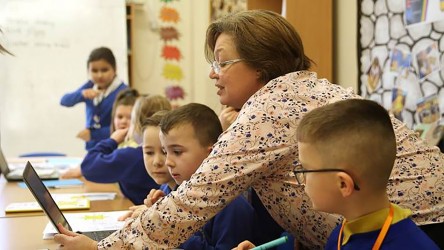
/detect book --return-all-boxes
[5,197,90,213]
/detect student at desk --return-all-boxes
[80,95,171,204]
[60,47,128,150]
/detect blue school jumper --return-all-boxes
[161,185,256,249]
[325,218,440,250]
[81,138,159,205]
[60,80,128,150]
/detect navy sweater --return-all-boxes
[81,138,159,204]
[326,218,440,250]
[60,80,127,150]
[160,184,256,250]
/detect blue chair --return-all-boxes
[19,152,66,157]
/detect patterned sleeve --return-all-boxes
[97,77,302,249]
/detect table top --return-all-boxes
[0,175,133,217]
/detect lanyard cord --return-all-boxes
[337,204,394,250]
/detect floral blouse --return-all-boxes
[99,71,444,249]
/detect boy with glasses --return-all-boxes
[294,99,438,249]
[237,99,439,250]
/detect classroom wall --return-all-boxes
[334,1,358,92]
[0,1,358,157]
[130,1,220,112]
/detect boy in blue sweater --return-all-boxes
[296,99,439,250]
[147,103,257,249]
[236,99,439,250]
[60,47,128,150]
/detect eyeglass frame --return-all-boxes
[293,168,360,191]
[211,59,244,74]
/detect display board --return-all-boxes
[358,0,444,145]
[0,0,128,157]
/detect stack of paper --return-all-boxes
[43,211,128,239]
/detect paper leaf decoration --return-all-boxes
[162,45,181,61]
[160,27,180,42]
[162,63,183,81]
[160,6,180,23]
[165,85,185,100]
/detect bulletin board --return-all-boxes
[0,0,128,157]
[358,0,444,145]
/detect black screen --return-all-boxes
[22,162,72,232]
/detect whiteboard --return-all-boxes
[0,0,128,157]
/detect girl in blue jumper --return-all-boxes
[81,95,172,205]
[60,47,128,150]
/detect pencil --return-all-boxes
[251,236,288,250]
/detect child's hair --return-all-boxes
[110,88,140,133]
[87,47,116,70]
[141,110,170,132]
[160,103,223,147]
[296,99,396,191]
[132,95,172,137]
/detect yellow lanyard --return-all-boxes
[337,204,394,250]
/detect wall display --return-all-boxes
[358,0,444,144]
[210,0,247,22]
[0,0,127,157]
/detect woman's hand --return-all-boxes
[117,205,146,221]
[53,224,97,250]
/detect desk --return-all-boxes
[0,174,134,249]
[0,216,59,249]
[0,175,133,217]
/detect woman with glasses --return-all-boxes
[54,10,444,249]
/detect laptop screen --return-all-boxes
[0,147,10,176]
[22,161,72,232]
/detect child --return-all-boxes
[60,88,139,179]
[60,47,128,150]
[236,99,439,249]
[153,103,256,249]
[81,95,172,205]
[117,110,177,221]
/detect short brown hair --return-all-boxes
[133,95,172,136]
[297,99,396,190]
[141,110,170,132]
[160,103,222,147]
[205,10,311,84]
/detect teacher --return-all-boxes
[54,10,444,249]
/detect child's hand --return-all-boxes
[219,106,239,131]
[111,128,129,144]
[82,89,101,99]
[76,128,91,142]
[144,189,166,207]
[60,166,82,179]
[117,205,146,221]
[231,240,256,250]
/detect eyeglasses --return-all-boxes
[293,168,360,191]
[211,59,244,74]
